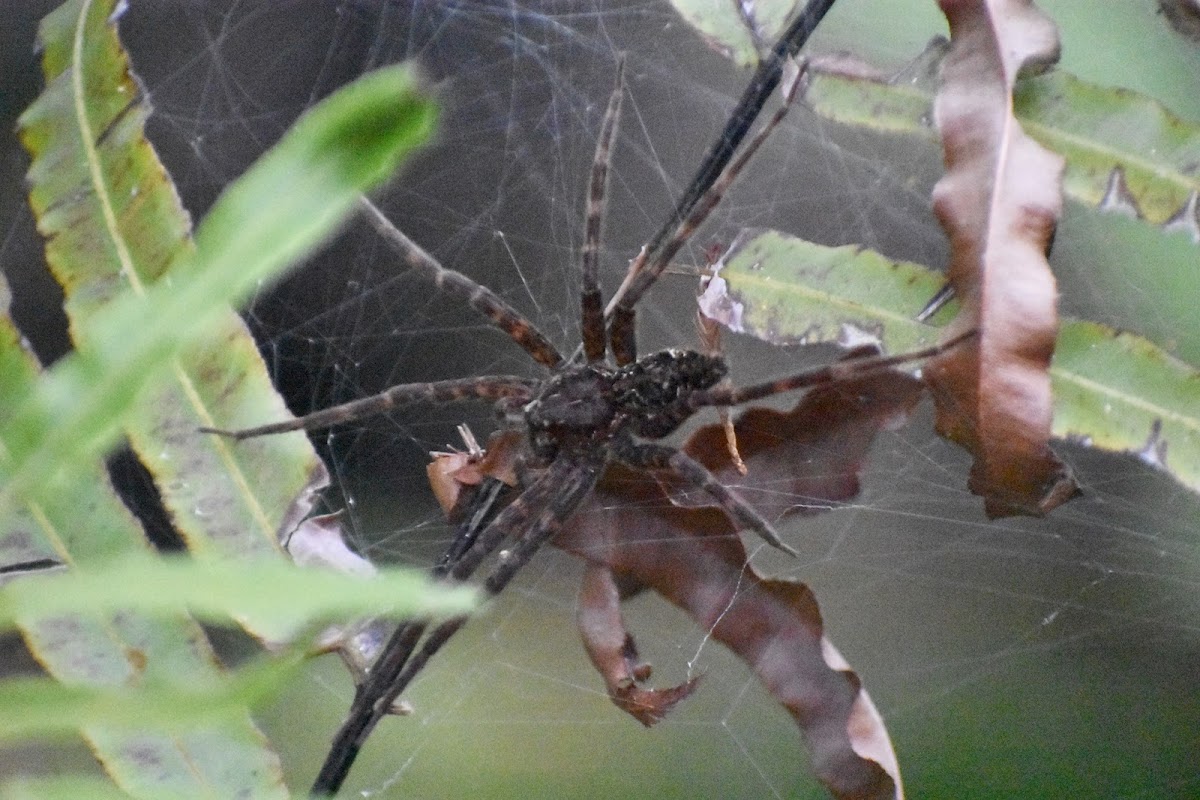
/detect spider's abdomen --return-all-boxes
[614,349,726,439]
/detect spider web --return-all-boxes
[4,1,1200,798]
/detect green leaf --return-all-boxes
[0,552,477,644]
[3,274,275,800]
[5,0,436,556]
[0,0,437,797]
[799,50,943,135]
[1051,321,1200,478]
[804,63,1200,236]
[16,0,323,567]
[1014,70,1200,232]
[706,230,1200,494]
[0,776,135,800]
[666,5,1200,238]
[667,0,797,67]
[699,229,954,353]
[0,654,303,743]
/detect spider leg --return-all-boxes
[581,57,626,364]
[688,329,977,409]
[614,439,797,557]
[311,455,602,796]
[605,60,804,364]
[387,457,603,709]
[200,375,537,440]
[625,0,836,275]
[358,197,564,369]
[437,477,511,571]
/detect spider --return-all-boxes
[205,21,968,796]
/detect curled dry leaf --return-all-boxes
[925,0,1080,516]
[427,432,522,519]
[576,562,701,726]
[431,373,918,795]
[552,371,922,800]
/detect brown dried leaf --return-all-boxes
[577,563,701,726]
[427,452,481,518]
[427,431,523,519]
[925,0,1080,516]
[555,372,921,800]
[1160,0,1200,41]
[681,370,924,520]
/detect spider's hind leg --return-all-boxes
[613,439,797,557]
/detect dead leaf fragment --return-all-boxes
[577,563,700,726]
[555,372,921,800]
[1160,0,1200,41]
[925,0,1080,516]
[427,431,522,519]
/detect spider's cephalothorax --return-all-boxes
[611,348,726,438]
[525,348,726,460]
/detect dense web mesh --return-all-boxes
[3,2,1199,798]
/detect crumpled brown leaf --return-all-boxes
[427,433,521,520]
[576,562,701,726]
[925,0,1080,516]
[554,372,922,800]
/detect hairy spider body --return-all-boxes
[203,29,969,795]
[526,348,726,460]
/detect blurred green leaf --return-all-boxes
[0,0,437,797]
[1,273,284,798]
[0,776,135,800]
[4,0,435,548]
[0,552,477,644]
[706,230,1200,494]
[18,0,326,567]
[0,655,304,742]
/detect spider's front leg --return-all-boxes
[612,438,797,557]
